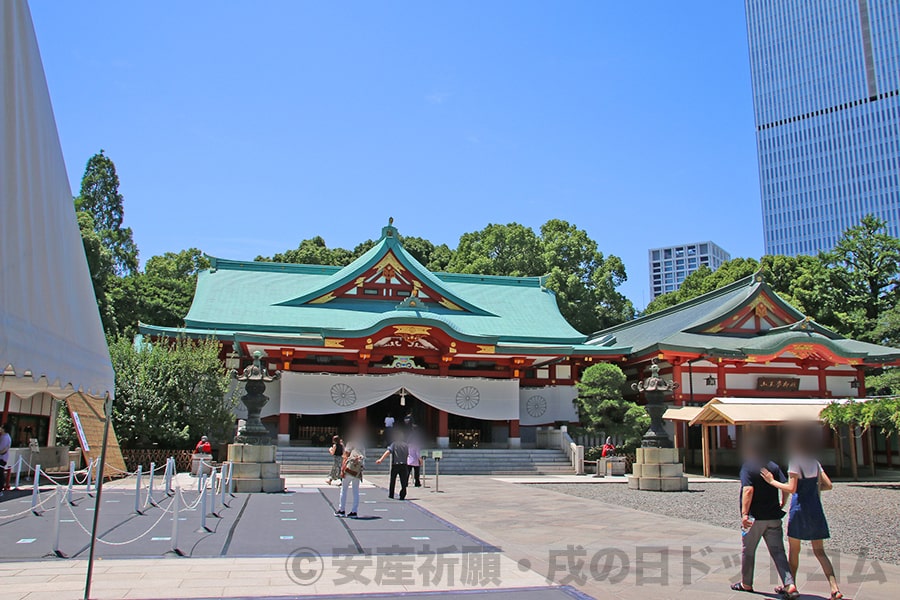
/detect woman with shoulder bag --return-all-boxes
[335,426,365,519]
[761,427,841,600]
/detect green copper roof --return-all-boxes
[152,222,602,347]
[588,273,900,363]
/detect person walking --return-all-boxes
[335,427,365,519]
[326,435,344,485]
[762,428,842,599]
[406,425,423,488]
[376,429,409,499]
[0,425,11,497]
[731,438,798,598]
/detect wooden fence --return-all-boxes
[121,449,194,473]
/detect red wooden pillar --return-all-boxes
[437,410,449,448]
[672,360,684,403]
[355,407,367,425]
[277,412,291,446]
[508,419,520,448]
[856,369,866,398]
[716,362,726,396]
[817,367,828,396]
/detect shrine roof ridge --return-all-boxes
[206,256,548,287]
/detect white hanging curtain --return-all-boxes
[0,0,114,401]
[280,372,519,420]
[519,385,579,426]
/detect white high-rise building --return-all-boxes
[648,242,731,299]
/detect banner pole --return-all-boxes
[83,393,113,600]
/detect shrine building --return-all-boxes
[587,272,900,470]
[140,221,625,448]
[140,222,900,469]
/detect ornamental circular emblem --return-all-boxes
[526,395,548,418]
[330,383,357,407]
[455,386,480,410]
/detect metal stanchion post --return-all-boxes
[164,458,173,496]
[434,457,440,493]
[170,489,184,556]
[199,475,208,531]
[145,462,156,508]
[14,455,23,489]
[227,462,234,496]
[218,465,227,511]
[52,487,67,558]
[66,461,75,504]
[31,464,41,514]
[134,465,143,515]
[85,459,93,495]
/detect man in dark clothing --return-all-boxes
[376,430,409,500]
[733,440,797,597]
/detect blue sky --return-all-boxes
[30,1,761,310]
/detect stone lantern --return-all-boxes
[232,350,280,445]
[227,351,285,492]
[628,359,688,491]
[631,359,677,448]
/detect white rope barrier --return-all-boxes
[0,457,230,555]
[64,494,177,546]
[0,487,59,520]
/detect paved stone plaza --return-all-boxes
[1,473,897,599]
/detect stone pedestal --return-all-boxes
[627,447,688,492]
[227,443,284,493]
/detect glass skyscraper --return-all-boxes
[745,0,900,256]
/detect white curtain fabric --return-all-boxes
[0,0,114,400]
[519,385,579,426]
[280,372,520,420]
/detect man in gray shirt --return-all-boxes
[376,429,409,500]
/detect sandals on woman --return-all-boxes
[831,592,843,600]
[730,582,753,592]
[774,584,799,599]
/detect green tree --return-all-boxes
[539,219,633,333]
[401,236,454,271]
[447,221,633,333]
[575,363,649,450]
[75,150,138,276]
[447,222,545,277]
[257,236,352,266]
[824,215,900,342]
[108,335,235,448]
[77,210,118,332]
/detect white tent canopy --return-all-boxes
[1,0,114,401]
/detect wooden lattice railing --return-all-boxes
[121,449,194,473]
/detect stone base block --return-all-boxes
[638,477,662,491]
[659,463,684,478]
[260,463,282,479]
[627,476,640,490]
[227,444,276,463]
[660,476,689,492]
[262,477,285,493]
[636,447,681,464]
[232,478,263,493]
[639,464,661,477]
[231,463,261,479]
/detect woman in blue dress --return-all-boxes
[761,429,842,600]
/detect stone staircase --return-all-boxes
[276,447,574,475]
